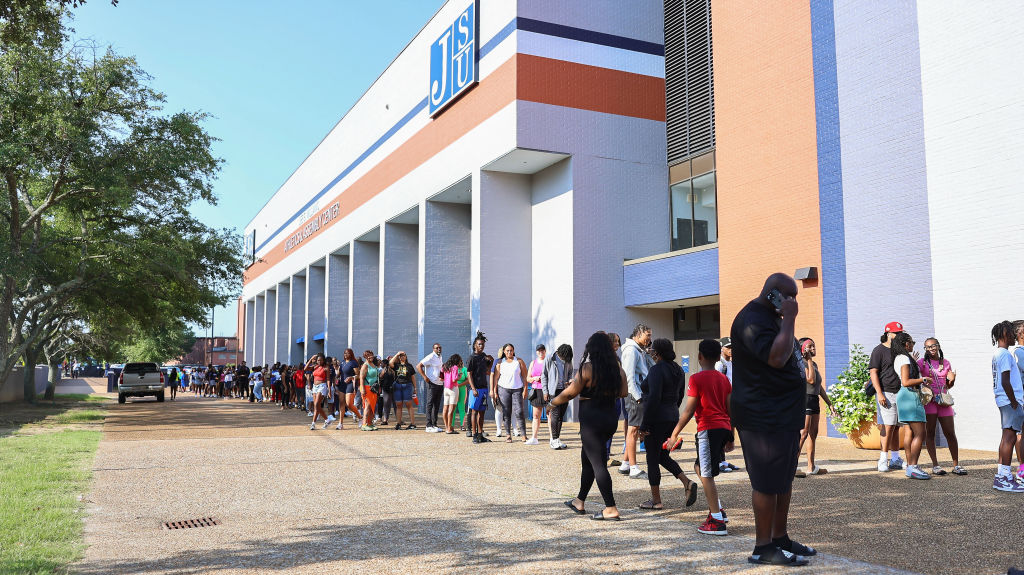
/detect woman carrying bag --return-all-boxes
[919,338,965,476]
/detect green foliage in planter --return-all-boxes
[830,345,877,435]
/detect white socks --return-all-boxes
[711,512,724,520]
[998,464,1012,478]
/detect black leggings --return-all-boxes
[578,400,619,508]
[645,419,684,486]
[548,393,568,439]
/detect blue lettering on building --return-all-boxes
[429,1,478,116]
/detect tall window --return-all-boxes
[670,170,717,251]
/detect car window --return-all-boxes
[123,363,159,374]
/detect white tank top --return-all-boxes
[496,358,524,390]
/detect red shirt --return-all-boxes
[293,370,305,387]
[686,370,732,431]
[312,366,328,383]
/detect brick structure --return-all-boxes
[174,337,240,367]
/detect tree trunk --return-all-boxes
[23,349,39,403]
[44,359,60,400]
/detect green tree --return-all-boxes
[0,1,241,400]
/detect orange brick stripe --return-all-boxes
[245,55,665,284]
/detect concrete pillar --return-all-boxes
[253,293,265,367]
[326,253,350,357]
[290,274,306,363]
[530,159,573,351]
[275,282,290,364]
[264,288,276,365]
[422,200,472,358]
[381,222,419,357]
[306,264,326,356]
[350,239,380,354]
[473,170,532,352]
[245,299,256,365]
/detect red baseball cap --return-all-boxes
[884,321,904,333]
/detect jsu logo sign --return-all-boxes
[429,1,478,116]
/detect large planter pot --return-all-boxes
[847,418,905,450]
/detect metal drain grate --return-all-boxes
[162,517,219,530]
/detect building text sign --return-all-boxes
[284,201,340,253]
[429,1,478,116]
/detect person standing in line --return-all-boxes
[359,351,380,431]
[338,350,361,424]
[251,368,264,402]
[892,332,932,479]
[440,354,463,434]
[466,332,492,443]
[167,368,179,401]
[305,354,335,430]
[390,352,418,430]
[870,322,910,472]
[919,338,966,476]
[553,331,628,521]
[525,345,547,445]
[236,360,250,401]
[292,364,305,413]
[714,337,740,473]
[543,344,574,450]
[493,343,529,444]
[667,338,735,536]
[731,273,814,566]
[607,332,624,467]
[620,324,654,479]
[1012,321,1024,478]
[455,361,469,432]
[377,357,396,427]
[417,343,445,433]
[991,321,1024,492]
[223,367,233,400]
[636,338,698,511]
[795,338,836,477]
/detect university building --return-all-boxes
[239,1,1023,449]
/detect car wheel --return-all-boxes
[118,393,126,404]
[156,391,165,402]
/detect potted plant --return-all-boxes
[830,344,887,449]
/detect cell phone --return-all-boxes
[767,288,785,312]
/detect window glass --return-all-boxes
[669,170,717,250]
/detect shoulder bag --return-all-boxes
[922,359,954,407]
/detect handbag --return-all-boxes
[917,384,934,407]
[921,359,954,406]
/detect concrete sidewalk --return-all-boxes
[76,392,1020,574]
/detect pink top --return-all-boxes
[442,366,460,389]
[918,358,952,394]
[529,359,544,389]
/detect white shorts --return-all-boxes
[313,383,328,397]
[877,392,902,426]
[443,387,459,406]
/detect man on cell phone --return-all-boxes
[730,273,815,567]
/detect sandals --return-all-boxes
[683,478,699,507]
[505,437,513,444]
[639,500,663,510]
[590,510,621,521]
[564,499,586,515]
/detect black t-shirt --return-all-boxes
[730,300,806,432]
[467,352,489,389]
[393,362,414,384]
[235,365,250,382]
[869,343,901,394]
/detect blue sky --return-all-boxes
[71,0,444,337]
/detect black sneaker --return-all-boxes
[466,430,473,437]
[472,434,482,444]
[748,545,808,566]
[774,535,817,557]
[479,435,492,442]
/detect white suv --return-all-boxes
[118,362,165,403]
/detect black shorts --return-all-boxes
[529,390,545,408]
[805,394,820,415]
[738,429,800,495]
[623,396,644,428]
[695,428,733,478]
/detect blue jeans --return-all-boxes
[253,382,263,401]
[393,382,413,403]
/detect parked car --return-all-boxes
[118,362,165,403]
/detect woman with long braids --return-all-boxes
[552,331,628,521]
[340,349,362,425]
[304,353,334,430]
[359,351,380,431]
[891,331,933,479]
[918,338,966,476]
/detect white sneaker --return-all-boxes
[619,462,631,473]
[308,411,314,417]
[496,430,505,437]
[309,423,316,430]
[326,415,336,424]
[549,439,559,449]
[513,429,522,437]
[877,458,890,473]
[525,437,539,445]
[322,420,330,429]
[557,439,568,449]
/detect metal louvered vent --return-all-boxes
[666,0,715,164]
[163,517,220,530]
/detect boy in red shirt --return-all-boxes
[668,338,734,536]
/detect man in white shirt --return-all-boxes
[417,343,444,433]
[714,337,740,472]
[620,323,653,479]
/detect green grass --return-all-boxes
[0,430,101,575]
[51,394,107,403]
[52,410,105,425]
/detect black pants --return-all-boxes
[379,389,394,422]
[426,383,444,427]
[548,390,567,439]
[578,400,618,507]
[645,419,684,486]
[498,387,526,435]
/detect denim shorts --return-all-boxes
[393,382,413,403]
[999,403,1024,432]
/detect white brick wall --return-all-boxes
[325,254,349,358]
[381,222,419,356]
[289,274,306,363]
[350,240,380,356]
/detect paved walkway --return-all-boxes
[75,382,1020,574]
